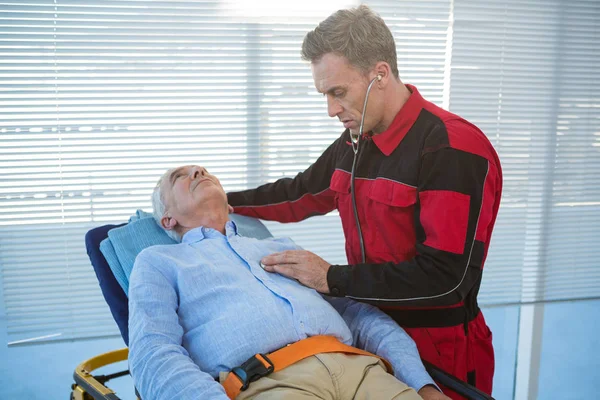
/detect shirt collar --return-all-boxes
[371,84,424,156]
[181,220,238,243]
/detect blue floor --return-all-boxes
[481,305,519,400]
[537,300,600,400]
[481,299,600,400]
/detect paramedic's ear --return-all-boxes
[161,215,177,230]
[228,204,234,214]
[372,61,391,86]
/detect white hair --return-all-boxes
[151,168,181,242]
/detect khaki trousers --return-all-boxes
[221,353,422,400]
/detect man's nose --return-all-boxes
[190,166,205,179]
[327,96,343,118]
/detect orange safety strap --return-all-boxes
[221,335,393,399]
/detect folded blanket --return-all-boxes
[100,210,272,294]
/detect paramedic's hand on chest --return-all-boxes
[261,250,331,294]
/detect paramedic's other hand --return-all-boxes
[418,385,451,400]
[262,250,331,294]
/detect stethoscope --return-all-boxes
[349,74,382,264]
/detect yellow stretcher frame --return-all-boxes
[71,348,135,400]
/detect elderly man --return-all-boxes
[128,165,451,400]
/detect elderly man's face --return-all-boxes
[161,165,227,226]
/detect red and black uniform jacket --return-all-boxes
[228,85,502,396]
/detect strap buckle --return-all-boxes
[231,353,275,391]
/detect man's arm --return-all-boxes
[259,135,501,307]
[327,144,502,307]
[325,296,438,393]
[128,251,228,400]
[227,132,346,222]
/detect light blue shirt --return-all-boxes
[129,221,434,400]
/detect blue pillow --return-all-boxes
[100,211,273,294]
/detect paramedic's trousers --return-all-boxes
[405,311,494,399]
[220,353,422,400]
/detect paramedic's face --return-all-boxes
[311,53,384,136]
[162,165,226,220]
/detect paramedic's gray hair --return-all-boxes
[151,168,181,242]
[301,4,399,78]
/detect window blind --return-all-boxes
[542,1,600,301]
[1,0,597,345]
[0,0,452,344]
[449,0,600,305]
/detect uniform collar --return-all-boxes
[182,220,238,243]
[371,84,425,156]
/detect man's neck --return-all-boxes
[179,204,230,237]
[373,80,411,135]
[196,212,229,235]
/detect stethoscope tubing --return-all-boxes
[349,76,380,264]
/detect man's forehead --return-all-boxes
[170,166,187,177]
[312,54,362,93]
[167,166,184,184]
[164,165,194,187]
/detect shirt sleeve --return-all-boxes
[324,296,437,392]
[226,133,347,222]
[327,145,501,307]
[128,251,229,400]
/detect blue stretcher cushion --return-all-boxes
[100,212,176,295]
[99,210,273,295]
[86,223,130,344]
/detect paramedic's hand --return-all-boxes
[261,250,331,294]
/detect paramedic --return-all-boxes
[227,5,502,398]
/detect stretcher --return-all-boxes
[72,219,493,400]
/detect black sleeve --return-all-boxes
[227,132,348,222]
